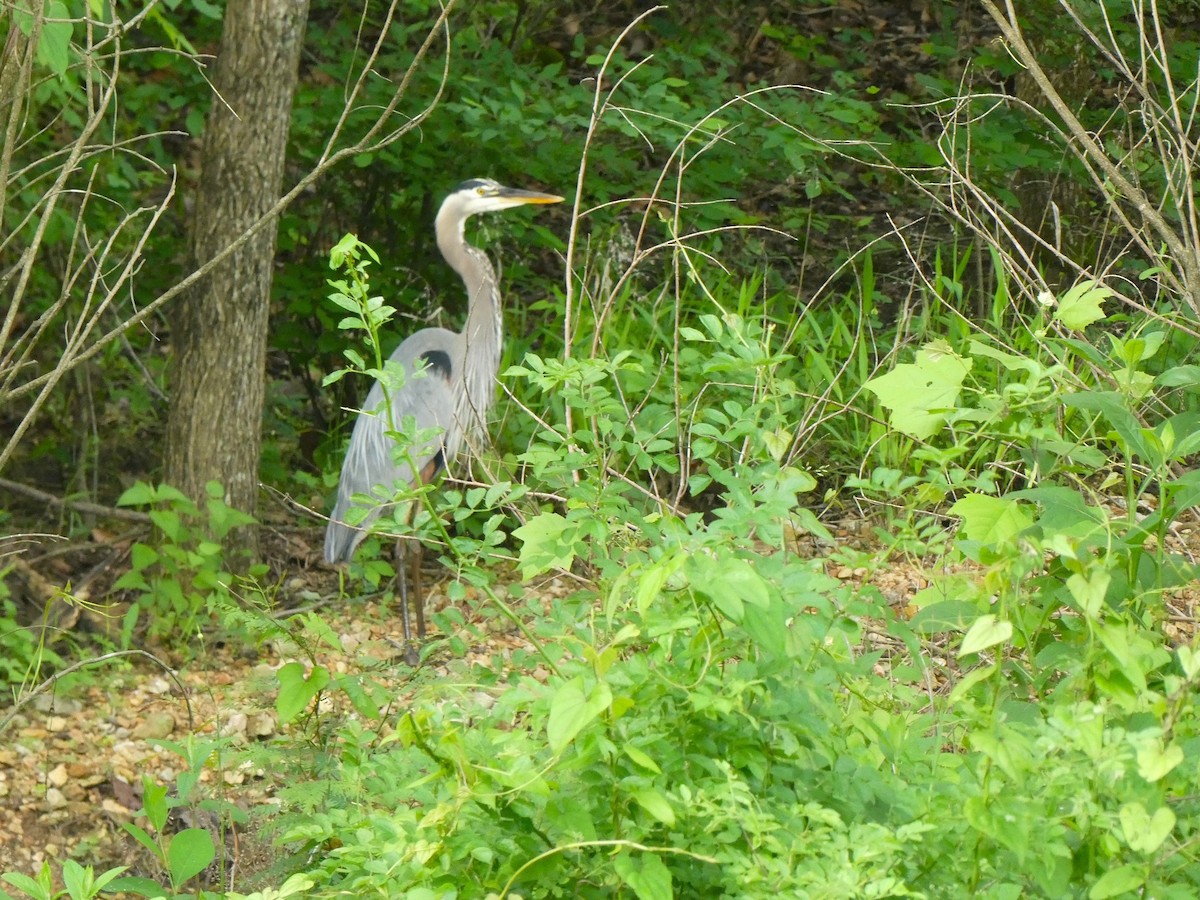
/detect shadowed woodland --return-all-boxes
[2,0,1200,897]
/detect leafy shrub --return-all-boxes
[114,481,261,648]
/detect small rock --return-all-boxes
[132,712,175,740]
[224,712,248,737]
[45,788,67,809]
[33,695,83,715]
[248,713,276,738]
[101,798,134,819]
[46,764,69,788]
[46,716,68,732]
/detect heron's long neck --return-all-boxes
[437,212,503,423]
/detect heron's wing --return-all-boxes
[324,329,460,563]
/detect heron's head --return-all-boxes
[445,178,564,219]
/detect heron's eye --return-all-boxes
[476,187,486,196]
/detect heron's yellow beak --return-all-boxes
[497,187,564,205]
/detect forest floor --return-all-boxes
[1,510,1197,891]
[0,513,899,886]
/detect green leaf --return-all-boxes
[948,663,998,704]
[1136,739,1183,783]
[1178,645,1200,680]
[1,868,52,900]
[105,874,169,897]
[1063,391,1147,459]
[1157,364,1200,389]
[864,341,971,439]
[613,852,673,900]
[275,662,331,723]
[122,822,163,860]
[623,743,662,774]
[1088,865,1144,899]
[513,512,580,578]
[92,865,130,893]
[33,2,73,76]
[1054,279,1113,329]
[60,860,87,899]
[707,557,770,621]
[632,788,676,827]
[140,778,170,833]
[959,615,1012,657]
[1066,570,1110,618]
[968,339,1043,375]
[547,676,612,754]
[950,494,1033,544]
[117,481,157,507]
[167,828,216,884]
[1120,802,1175,855]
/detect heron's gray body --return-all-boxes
[324,179,561,565]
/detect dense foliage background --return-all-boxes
[2,0,1199,898]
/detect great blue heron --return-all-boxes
[324,178,563,660]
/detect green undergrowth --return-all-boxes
[5,237,1200,899]
[252,256,1200,899]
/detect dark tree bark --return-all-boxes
[165,0,310,553]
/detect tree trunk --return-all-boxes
[164,0,309,556]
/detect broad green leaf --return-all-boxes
[1157,364,1200,389]
[761,427,791,461]
[614,852,673,900]
[1119,802,1175,855]
[1054,279,1113,329]
[104,878,170,897]
[1136,739,1183,783]
[864,341,971,439]
[276,662,330,723]
[950,493,1032,544]
[1011,486,1107,538]
[513,512,579,578]
[1066,570,1110,618]
[632,788,676,826]
[105,875,168,897]
[30,1,73,76]
[959,615,1012,657]
[118,481,157,506]
[633,553,684,617]
[167,828,216,884]
[547,676,611,754]
[706,557,770,622]
[1178,645,1200,680]
[1088,865,1144,899]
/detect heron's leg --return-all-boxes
[395,538,419,666]
[411,540,426,639]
